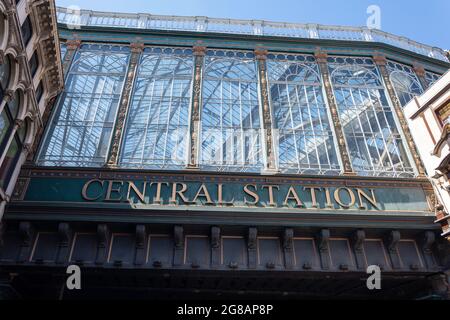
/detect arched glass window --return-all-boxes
[328,56,414,178]
[200,50,263,172]
[0,91,20,151]
[120,47,193,169]
[0,117,27,190]
[0,54,11,99]
[267,53,340,175]
[386,61,423,107]
[38,44,130,167]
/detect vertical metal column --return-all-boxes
[187,46,206,169]
[255,49,277,172]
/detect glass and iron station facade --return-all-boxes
[1,6,450,299]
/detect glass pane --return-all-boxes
[120,47,193,169]
[0,137,19,189]
[0,110,11,147]
[386,61,423,107]
[328,56,415,178]
[267,54,340,175]
[200,49,263,172]
[0,55,11,90]
[38,44,130,167]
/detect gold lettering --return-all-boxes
[82,179,104,201]
[218,184,234,205]
[283,186,303,207]
[356,188,378,209]
[262,185,280,207]
[334,187,356,209]
[244,184,259,205]
[171,183,190,204]
[105,180,123,202]
[126,181,147,203]
[324,187,333,208]
[150,182,169,204]
[192,184,214,205]
[304,187,322,208]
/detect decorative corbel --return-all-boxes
[421,231,437,269]
[385,230,402,269]
[173,225,184,266]
[317,229,330,270]
[18,221,34,263]
[134,224,146,266]
[211,226,221,267]
[56,223,72,264]
[283,228,294,269]
[352,229,366,270]
[95,224,110,265]
[248,227,258,269]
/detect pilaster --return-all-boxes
[255,49,277,172]
[187,46,206,169]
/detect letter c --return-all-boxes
[81,179,104,201]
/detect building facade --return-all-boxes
[0,0,63,222]
[0,6,450,299]
[404,71,450,240]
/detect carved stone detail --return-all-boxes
[283,228,294,250]
[255,49,277,171]
[11,178,30,201]
[135,225,146,249]
[413,63,429,90]
[62,40,81,75]
[353,229,366,253]
[248,227,257,250]
[174,225,184,249]
[187,46,206,168]
[19,222,33,246]
[315,51,355,175]
[211,226,220,249]
[106,43,143,167]
[386,230,401,253]
[57,223,71,247]
[373,54,426,177]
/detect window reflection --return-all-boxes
[328,56,414,177]
[386,61,423,107]
[38,44,130,167]
[267,53,340,174]
[120,47,193,169]
[200,50,263,172]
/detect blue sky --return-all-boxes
[55,0,449,49]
